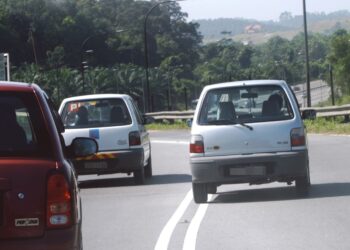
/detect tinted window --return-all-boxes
[61,98,132,129]
[198,85,294,125]
[0,92,53,157]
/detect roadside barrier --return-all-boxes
[147,104,350,123]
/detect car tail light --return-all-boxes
[129,131,141,146]
[47,173,72,228]
[190,135,204,153]
[290,127,305,147]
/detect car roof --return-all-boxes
[203,80,287,92]
[61,93,131,103]
[0,81,40,92]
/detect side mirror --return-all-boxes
[143,115,155,125]
[69,137,98,158]
[301,109,316,120]
[186,118,193,127]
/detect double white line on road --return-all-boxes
[154,189,213,250]
[151,139,189,145]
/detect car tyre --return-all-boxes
[192,183,208,203]
[295,165,311,195]
[134,166,145,185]
[145,156,152,178]
[207,184,217,194]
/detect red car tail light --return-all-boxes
[291,127,305,147]
[47,173,72,228]
[129,131,141,146]
[190,135,204,153]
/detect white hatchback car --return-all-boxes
[190,80,312,203]
[59,94,152,184]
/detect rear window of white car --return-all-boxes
[60,98,132,129]
[198,85,294,125]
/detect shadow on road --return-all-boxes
[212,182,350,203]
[78,174,191,189]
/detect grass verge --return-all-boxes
[304,117,350,135]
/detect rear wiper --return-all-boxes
[239,122,253,131]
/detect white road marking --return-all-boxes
[155,190,193,250]
[151,140,189,145]
[183,194,213,250]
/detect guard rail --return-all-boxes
[147,104,350,122]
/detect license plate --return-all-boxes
[229,165,266,176]
[85,161,108,169]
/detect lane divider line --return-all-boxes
[182,194,213,250]
[151,140,189,145]
[155,190,193,250]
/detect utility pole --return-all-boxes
[329,64,335,105]
[303,0,311,107]
[143,0,183,112]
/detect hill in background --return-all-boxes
[195,10,350,44]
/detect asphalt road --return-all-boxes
[78,130,350,250]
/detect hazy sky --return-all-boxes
[179,0,350,21]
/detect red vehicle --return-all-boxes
[0,82,97,250]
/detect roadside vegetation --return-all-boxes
[0,0,349,114]
[305,117,350,134]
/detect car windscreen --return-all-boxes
[60,98,132,129]
[0,92,54,158]
[198,85,294,125]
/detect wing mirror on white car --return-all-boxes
[69,137,98,158]
[301,109,317,120]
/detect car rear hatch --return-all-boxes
[62,125,132,151]
[0,159,56,239]
[199,120,293,157]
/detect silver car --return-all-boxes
[190,80,312,203]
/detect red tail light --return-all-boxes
[291,127,305,147]
[47,174,72,228]
[129,131,141,146]
[190,135,204,153]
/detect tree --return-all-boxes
[328,29,350,95]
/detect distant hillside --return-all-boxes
[195,10,350,44]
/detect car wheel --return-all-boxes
[192,183,208,203]
[134,166,145,185]
[295,164,311,195]
[144,156,152,178]
[207,184,217,194]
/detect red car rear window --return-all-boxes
[0,92,53,158]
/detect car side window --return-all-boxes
[130,99,143,125]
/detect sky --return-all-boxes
[179,0,350,21]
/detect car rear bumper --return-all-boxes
[72,148,144,175]
[190,150,308,185]
[0,224,81,250]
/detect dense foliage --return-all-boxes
[0,0,349,111]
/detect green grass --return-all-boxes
[146,120,189,130]
[305,117,350,134]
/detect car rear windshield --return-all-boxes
[61,98,132,129]
[198,85,294,125]
[0,92,53,158]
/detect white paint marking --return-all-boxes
[155,190,193,250]
[151,140,189,145]
[183,194,213,250]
